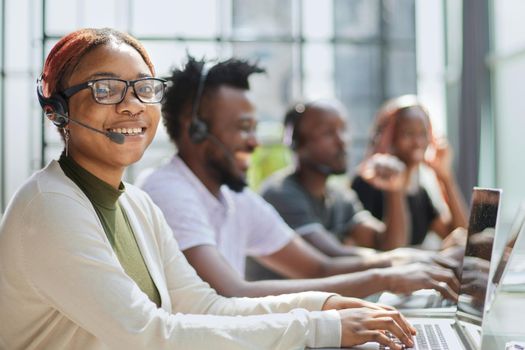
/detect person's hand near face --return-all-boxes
[424,137,454,182]
[360,153,406,192]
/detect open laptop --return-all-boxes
[378,187,502,314]
[485,203,525,311]
[351,187,503,350]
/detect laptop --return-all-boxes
[351,187,503,350]
[485,203,525,311]
[378,187,502,314]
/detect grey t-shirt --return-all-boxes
[260,168,372,242]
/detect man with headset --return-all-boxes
[260,100,410,255]
[139,56,458,299]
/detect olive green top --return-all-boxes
[59,154,161,307]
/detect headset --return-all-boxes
[283,102,309,150]
[36,76,69,128]
[188,64,210,143]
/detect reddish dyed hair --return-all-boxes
[42,28,155,97]
[368,94,434,155]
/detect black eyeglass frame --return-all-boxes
[61,77,168,105]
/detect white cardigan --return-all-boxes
[0,161,341,350]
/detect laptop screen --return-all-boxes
[455,187,502,326]
[485,203,525,309]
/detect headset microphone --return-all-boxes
[206,133,237,165]
[45,112,125,145]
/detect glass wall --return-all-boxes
[1,0,420,209]
[489,0,525,222]
[40,0,418,184]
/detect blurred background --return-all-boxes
[0,0,523,226]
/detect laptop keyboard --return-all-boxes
[378,324,450,350]
[413,324,449,350]
[379,331,408,349]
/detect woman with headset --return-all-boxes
[0,28,415,349]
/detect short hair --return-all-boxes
[283,100,346,149]
[162,56,265,143]
[42,28,154,98]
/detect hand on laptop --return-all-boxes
[382,263,460,301]
[322,296,416,348]
[387,247,458,271]
[338,307,415,349]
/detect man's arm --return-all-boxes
[183,238,459,299]
[301,228,378,257]
[184,243,390,298]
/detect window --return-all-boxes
[38,0,417,186]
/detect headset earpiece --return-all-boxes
[188,63,210,144]
[189,118,208,143]
[284,102,307,150]
[36,77,69,128]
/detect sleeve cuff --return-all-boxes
[300,309,342,348]
[294,291,339,311]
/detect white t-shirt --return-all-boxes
[139,155,295,276]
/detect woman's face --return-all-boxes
[63,42,160,177]
[391,108,430,166]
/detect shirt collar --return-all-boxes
[59,153,125,209]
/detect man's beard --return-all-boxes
[330,166,346,175]
[209,153,247,193]
[305,153,347,176]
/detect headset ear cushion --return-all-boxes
[189,119,208,143]
[45,95,68,128]
[37,85,69,127]
[49,94,68,116]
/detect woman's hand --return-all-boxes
[322,295,416,348]
[425,138,453,181]
[338,307,416,349]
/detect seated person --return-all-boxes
[0,28,417,350]
[261,100,409,253]
[139,56,459,302]
[351,95,468,247]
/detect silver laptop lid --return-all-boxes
[485,203,525,309]
[455,187,502,326]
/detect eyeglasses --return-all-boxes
[61,77,168,104]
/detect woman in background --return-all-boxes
[352,95,468,248]
[0,28,415,350]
